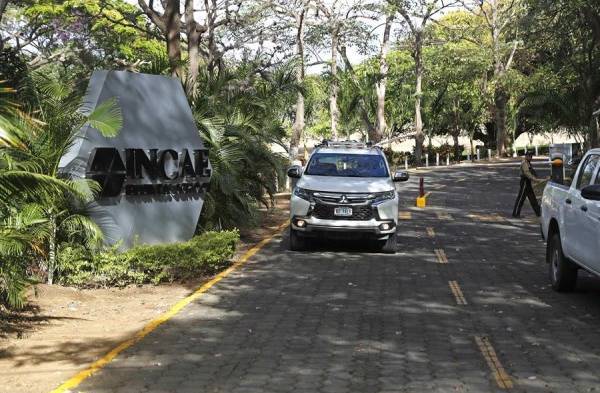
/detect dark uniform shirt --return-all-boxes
[520,159,538,181]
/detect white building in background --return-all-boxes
[382,134,484,154]
[272,130,581,161]
[512,130,580,150]
[273,133,485,160]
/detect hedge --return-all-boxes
[57,230,239,287]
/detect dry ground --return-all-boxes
[0,198,289,393]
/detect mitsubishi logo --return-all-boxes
[340,194,348,204]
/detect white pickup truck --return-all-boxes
[541,149,600,291]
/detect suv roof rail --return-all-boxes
[316,140,380,150]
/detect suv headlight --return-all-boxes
[373,190,396,204]
[293,187,313,201]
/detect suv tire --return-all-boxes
[548,232,577,292]
[290,228,306,251]
[378,235,397,254]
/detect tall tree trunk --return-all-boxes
[413,30,425,166]
[329,26,340,140]
[494,88,508,156]
[187,33,200,95]
[47,215,57,285]
[453,100,461,162]
[453,134,460,163]
[490,0,509,158]
[592,94,600,148]
[340,46,376,137]
[590,111,599,148]
[583,5,600,48]
[470,135,475,162]
[374,14,394,144]
[185,0,202,96]
[165,0,182,78]
[0,0,9,24]
[290,7,307,161]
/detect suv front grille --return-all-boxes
[312,204,374,221]
[313,192,374,204]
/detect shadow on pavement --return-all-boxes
[9,163,600,393]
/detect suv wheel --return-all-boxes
[378,235,397,254]
[289,228,306,251]
[548,232,577,292]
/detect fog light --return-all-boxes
[380,223,391,231]
[296,219,306,228]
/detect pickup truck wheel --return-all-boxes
[378,235,397,254]
[289,228,306,251]
[548,233,577,292]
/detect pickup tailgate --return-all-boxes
[541,182,569,241]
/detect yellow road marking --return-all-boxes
[399,212,412,220]
[436,212,453,220]
[474,335,514,389]
[448,281,468,305]
[426,227,435,238]
[434,248,448,264]
[49,221,290,393]
[468,213,506,223]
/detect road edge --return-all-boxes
[49,221,290,393]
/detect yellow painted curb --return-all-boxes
[49,221,290,393]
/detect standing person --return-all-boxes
[512,151,542,217]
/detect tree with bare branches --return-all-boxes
[460,0,523,157]
[139,1,250,92]
[375,6,395,143]
[137,0,182,77]
[394,0,460,165]
[263,0,315,160]
[314,0,376,140]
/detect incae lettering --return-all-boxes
[138,149,159,179]
[179,149,196,178]
[194,149,211,177]
[159,149,179,180]
[87,147,209,197]
[126,149,159,179]
[86,147,126,198]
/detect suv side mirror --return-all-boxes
[393,170,409,182]
[287,165,302,179]
[581,184,600,201]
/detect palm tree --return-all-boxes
[0,205,48,308]
[191,65,294,230]
[0,72,122,293]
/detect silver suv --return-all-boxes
[287,141,409,253]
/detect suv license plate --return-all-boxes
[334,207,353,217]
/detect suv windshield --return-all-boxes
[305,153,389,178]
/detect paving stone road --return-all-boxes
[74,162,600,393]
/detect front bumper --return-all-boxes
[290,194,398,236]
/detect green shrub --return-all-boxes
[57,230,239,287]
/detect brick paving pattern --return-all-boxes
[76,162,600,393]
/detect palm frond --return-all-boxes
[59,213,103,249]
[83,97,123,137]
[0,171,82,203]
